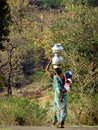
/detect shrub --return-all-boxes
[68,87,98,125]
[0,96,51,125]
[42,0,66,9]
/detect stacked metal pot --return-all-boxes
[52,44,63,69]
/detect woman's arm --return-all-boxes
[45,59,53,79]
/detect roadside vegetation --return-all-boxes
[0,96,51,125]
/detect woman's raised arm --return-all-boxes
[45,59,53,79]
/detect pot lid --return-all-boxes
[52,44,63,51]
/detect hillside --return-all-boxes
[0,0,98,126]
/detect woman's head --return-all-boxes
[55,68,62,75]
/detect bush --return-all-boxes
[67,87,98,125]
[42,0,65,9]
[0,96,51,125]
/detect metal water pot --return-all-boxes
[52,54,63,65]
[52,44,63,54]
[52,44,63,69]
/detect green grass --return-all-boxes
[0,96,51,126]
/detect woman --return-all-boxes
[45,59,65,128]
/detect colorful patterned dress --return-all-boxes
[53,75,67,123]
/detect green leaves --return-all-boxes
[42,0,66,9]
[0,0,12,50]
[0,97,50,125]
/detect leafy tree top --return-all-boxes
[0,0,12,50]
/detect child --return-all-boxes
[64,78,72,92]
[59,71,73,101]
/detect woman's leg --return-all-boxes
[56,103,62,128]
[53,112,58,125]
[53,102,58,125]
[57,102,67,127]
[61,103,67,127]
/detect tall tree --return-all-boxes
[0,0,12,50]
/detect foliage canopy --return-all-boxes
[0,0,12,50]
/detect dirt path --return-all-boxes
[0,126,98,130]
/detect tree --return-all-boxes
[0,0,12,50]
[0,0,50,93]
[0,43,19,95]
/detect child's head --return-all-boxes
[65,71,73,78]
[66,78,72,84]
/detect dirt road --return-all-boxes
[0,126,98,130]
